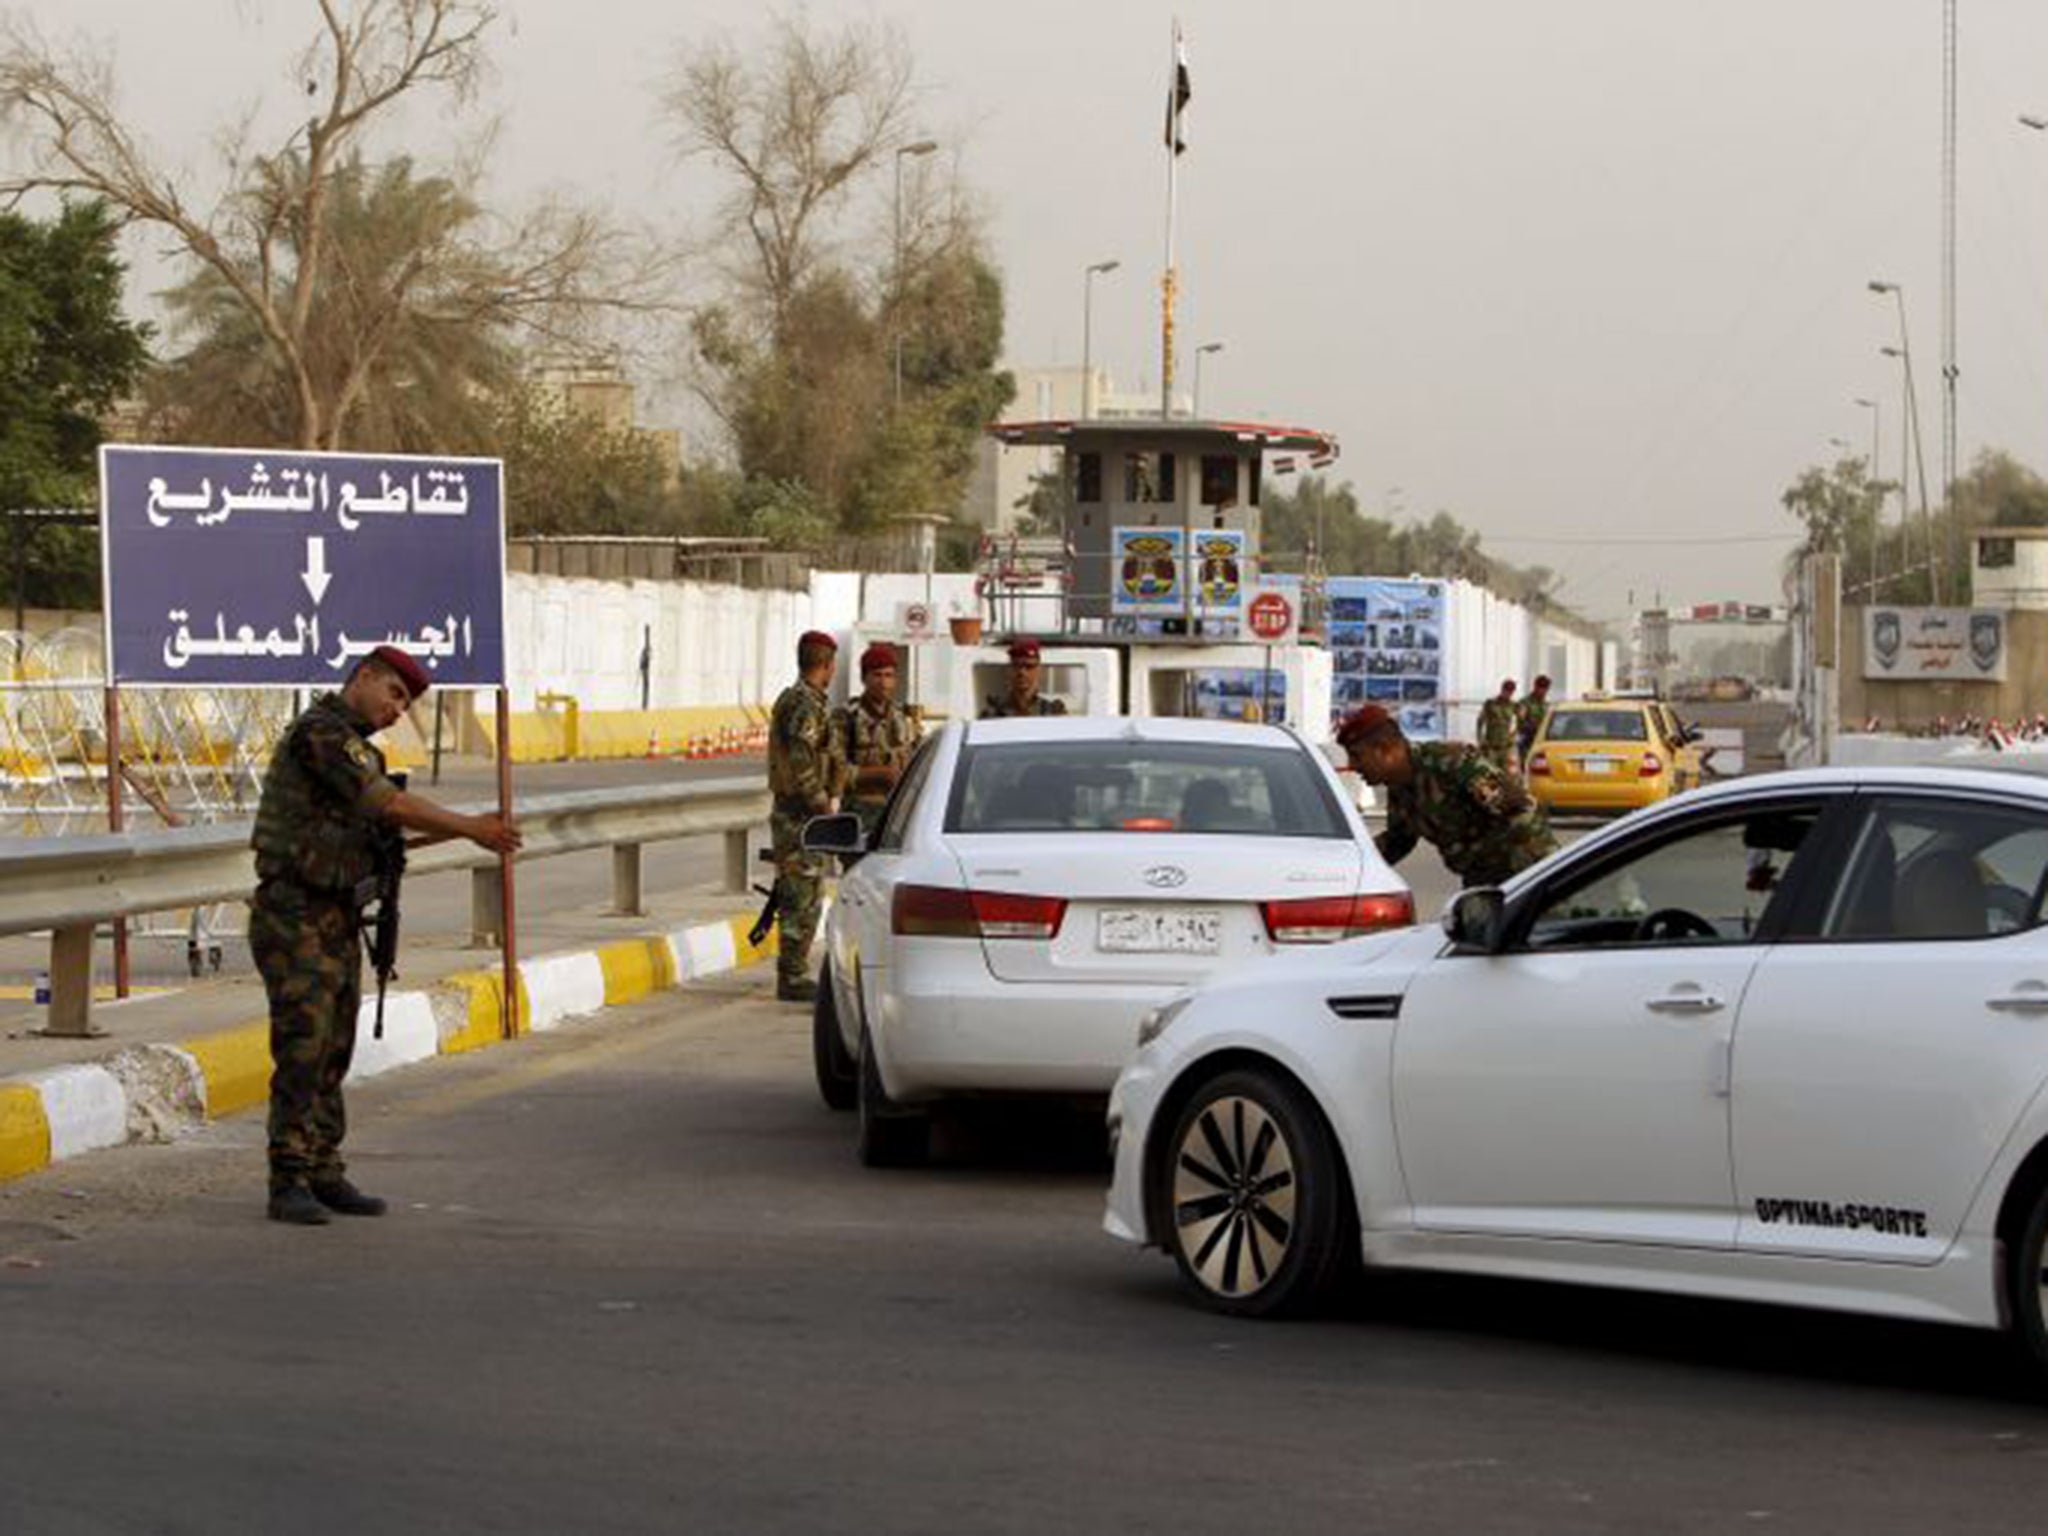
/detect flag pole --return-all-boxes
[1160,19,1180,420]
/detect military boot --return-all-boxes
[311,1177,388,1217]
[776,974,818,1004]
[268,1185,330,1226]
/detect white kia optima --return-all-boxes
[1105,765,2048,1380]
[801,716,1412,1166]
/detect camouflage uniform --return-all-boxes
[829,696,922,840]
[1515,694,1550,759]
[248,693,399,1196]
[1378,741,1557,888]
[768,678,835,989]
[1477,696,1519,772]
[980,691,1068,719]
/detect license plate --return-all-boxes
[1581,758,1617,775]
[1098,908,1222,954]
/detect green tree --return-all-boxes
[0,201,149,608]
[489,384,677,536]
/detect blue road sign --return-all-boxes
[100,445,506,687]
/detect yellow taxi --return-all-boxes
[1525,697,1704,813]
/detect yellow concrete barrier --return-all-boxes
[0,1082,51,1181]
[180,1022,273,1119]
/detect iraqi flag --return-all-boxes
[1165,27,1191,155]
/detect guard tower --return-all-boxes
[981,417,1338,638]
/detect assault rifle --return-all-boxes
[363,771,409,1040]
[747,848,779,949]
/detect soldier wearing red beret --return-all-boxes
[829,642,922,842]
[1335,704,1555,889]
[980,637,1069,718]
[766,630,840,1002]
[249,646,521,1226]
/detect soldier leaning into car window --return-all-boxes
[1337,703,1556,889]
[768,630,839,1004]
[249,645,521,1227]
[830,642,921,843]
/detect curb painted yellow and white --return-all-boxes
[0,912,780,1186]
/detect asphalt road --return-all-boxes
[3,959,2046,1534]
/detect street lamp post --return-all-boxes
[1854,395,1882,593]
[1081,259,1120,420]
[892,139,940,410]
[1192,341,1224,418]
[1870,280,1938,603]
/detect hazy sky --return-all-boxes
[28,1,2048,624]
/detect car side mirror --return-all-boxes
[801,812,866,857]
[1442,887,1507,954]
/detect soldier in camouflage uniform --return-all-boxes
[768,630,840,1003]
[250,646,520,1226]
[981,637,1069,718]
[1516,674,1553,761]
[1338,704,1556,888]
[1477,679,1520,773]
[830,642,922,841]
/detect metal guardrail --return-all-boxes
[0,776,771,1038]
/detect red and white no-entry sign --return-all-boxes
[1246,585,1297,645]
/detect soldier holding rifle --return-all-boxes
[249,646,521,1227]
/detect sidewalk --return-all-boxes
[0,880,777,1185]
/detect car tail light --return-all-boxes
[969,890,1068,940]
[1261,892,1416,944]
[1639,752,1663,777]
[1121,816,1176,832]
[892,884,1067,941]
[1527,750,1550,775]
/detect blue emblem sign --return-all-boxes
[100,445,506,687]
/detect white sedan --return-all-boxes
[802,716,1412,1166]
[1106,766,2048,1380]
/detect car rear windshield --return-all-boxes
[1545,709,1648,742]
[946,739,1350,838]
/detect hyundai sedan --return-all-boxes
[1106,766,2048,1382]
[802,716,1412,1167]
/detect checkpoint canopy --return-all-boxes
[100,444,506,687]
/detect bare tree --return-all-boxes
[663,13,915,337]
[0,1,666,450]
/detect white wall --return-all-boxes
[503,568,1597,739]
[506,571,862,710]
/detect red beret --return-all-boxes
[798,630,838,654]
[365,644,430,700]
[1007,638,1042,663]
[1334,704,1398,746]
[860,642,898,675]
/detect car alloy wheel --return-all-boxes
[1173,1095,1298,1298]
[1160,1067,1355,1317]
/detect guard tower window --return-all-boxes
[1075,452,1102,503]
[1123,452,1176,505]
[1200,455,1238,506]
[1980,537,2016,570]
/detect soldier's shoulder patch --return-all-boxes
[343,736,376,771]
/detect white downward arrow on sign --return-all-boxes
[301,536,331,605]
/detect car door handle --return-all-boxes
[1987,983,2048,1014]
[1645,991,1724,1015]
